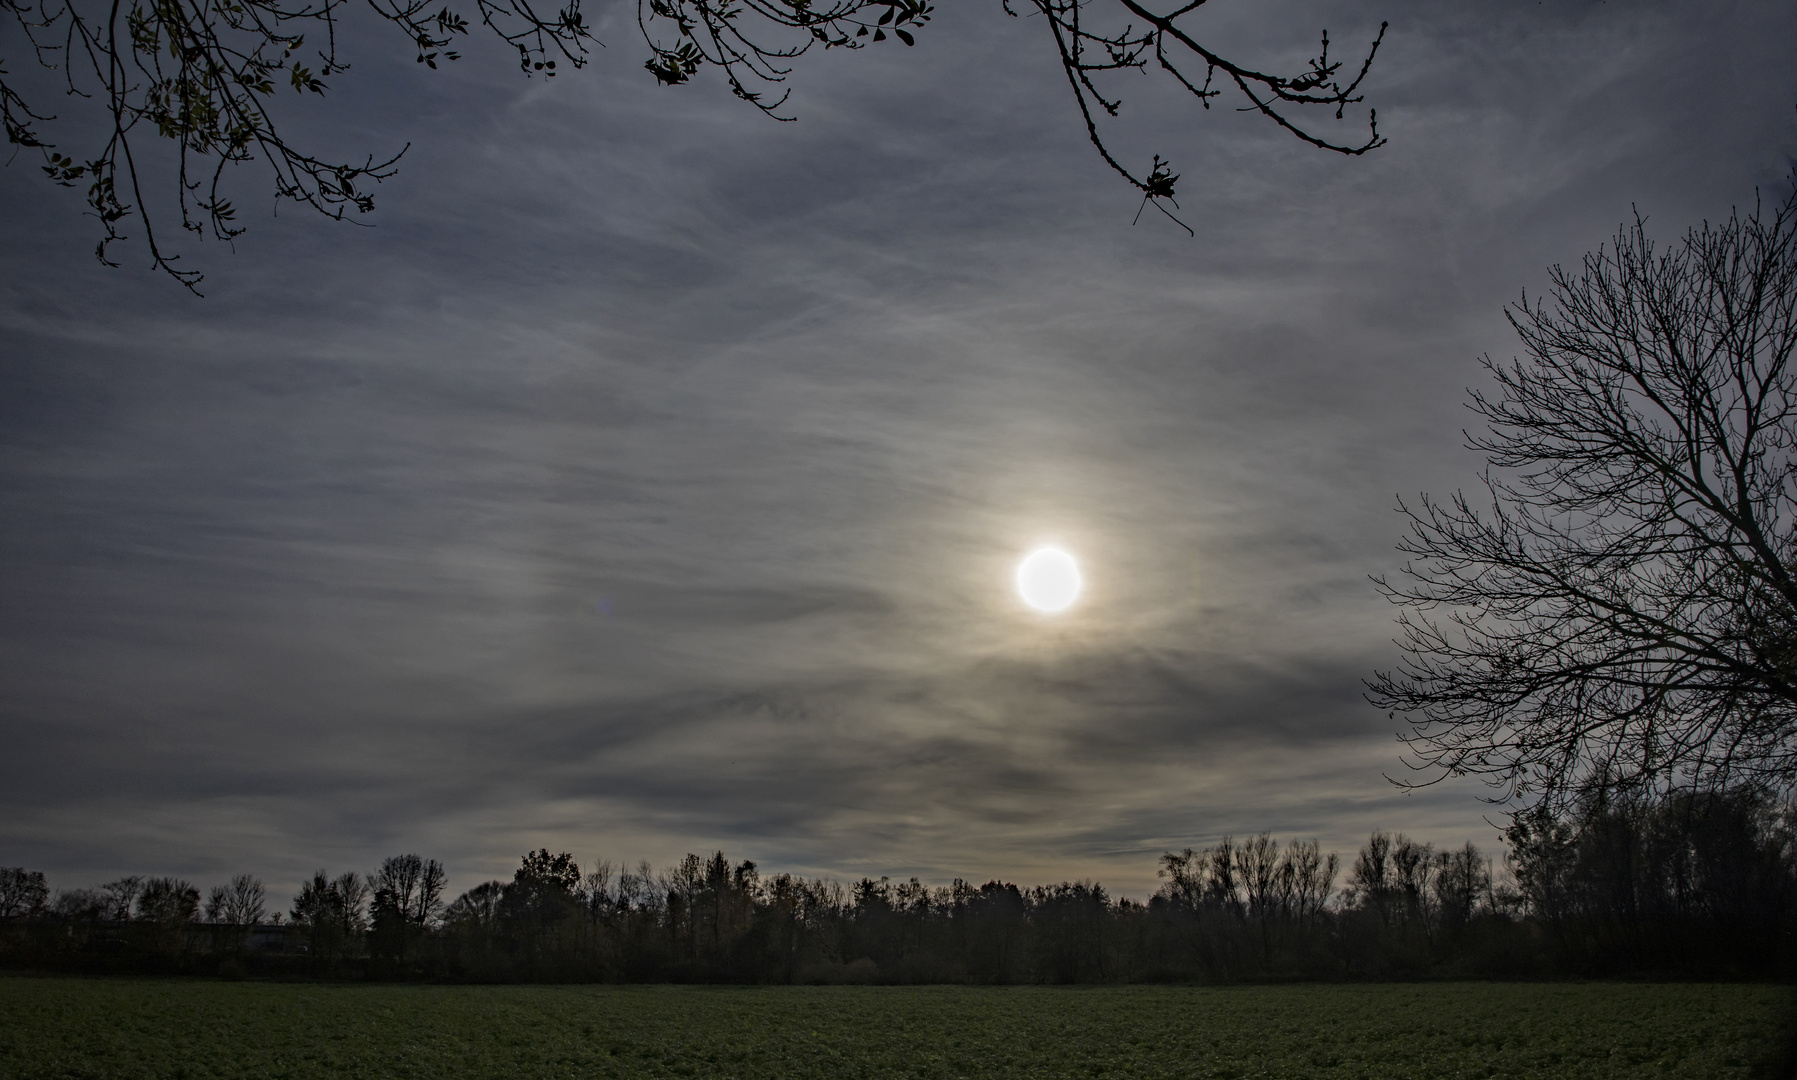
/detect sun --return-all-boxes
[1015,546,1083,613]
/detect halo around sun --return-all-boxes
[1016,546,1083,613]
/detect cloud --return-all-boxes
[2,0,1794,900]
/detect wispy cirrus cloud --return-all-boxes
[2,0,1793,899]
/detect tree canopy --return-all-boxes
[1369,179,1797,811]
[2,0,1384,291]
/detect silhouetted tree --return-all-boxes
[1508,786,1797,974]
[133,877,201,962]
[1370,180,1797,812]
[369,854,445,969]
[48,887,108,921]
[203,873,267,955]
[135,876,201,923]
[1030,881,1109,982]
[1345,831,1394,924]
[0,868,48,918]
[205,874,267,926]
[3,0,1386,290]
[1389,835,1433,930]
[955,880,1026,983]
[99,876,144,922]
[1148,834,1340,980]
[289,870,368,970]
[1286,839,1339,925]
[1433,844,1487,928]
[500,849,585,977]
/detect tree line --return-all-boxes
[3,787,1792,982]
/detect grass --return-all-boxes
[0,977,1790,1079]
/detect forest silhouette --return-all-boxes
[3,787,1792,983]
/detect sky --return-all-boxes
[3,0,1795,903]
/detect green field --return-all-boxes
[0,978,1789,1080]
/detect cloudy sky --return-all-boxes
[3,0,1794,901]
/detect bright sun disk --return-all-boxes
[1016,546,1082,613]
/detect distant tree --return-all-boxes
[99,876,144,921]
[205,873,267,925]
[48,888,108,920]
[758,871,844,983]
[580,860,615,919]
[1345,831,1394,923]
[1389,835,1433,927]
[0,867,48,918]
[1430,843,1489,934]
[656,851,762,973]
[203,873,267,956]
[617,860,662,914]
[955,879,1026,983]
[440,879,508,977]
[1506,786,1797,973]
[444,880,505,929]
[500,849,585,976]
[1369,181,1797,811]
[1234,833,1284,922]
[373,853,446,925]
[369,854,445,967]
[1149,834,1341,980]
[1285,839,1339,924]
[132,876,201,960]
[1029,881,1109,983]
[515,849,581,895]
[2,0,1385,290]
[336,870,371,928]
[290,870,368,968]
[135,876,201,924]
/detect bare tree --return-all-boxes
[99,876,143,921]
[134,876,201,923]
[580,859,614,918]
[0,867,48,917]
[133,875,201,958]
[289,869,369,966]
[1284,839,1338,923]
[49,887,108,919]
[1430,842,1488,931]
[1234,832,1284,920]
[1369,180,1797,811]
[1389,835,1432,924]
[373,853,446,926]
[334,870,370,931]
[204,873,267,925]
[4,0,1384,290]
[1345,830,1393,923]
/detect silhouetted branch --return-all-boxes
[5,0,1386,290]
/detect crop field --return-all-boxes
[0,978,1790,1080]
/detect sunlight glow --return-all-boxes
[1016,546,1083,614]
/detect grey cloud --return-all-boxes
[2,0,1794,899]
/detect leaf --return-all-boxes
[894,28,912,45]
